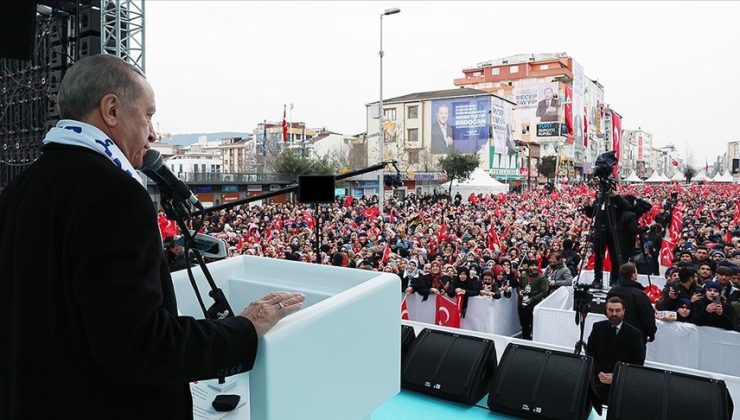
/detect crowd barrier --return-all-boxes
[533,287,740,377]
[576,270,666,290]
[403,291,520,337]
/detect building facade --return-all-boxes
[728,141,740,176]
[453,52,614,180]
[364,88,517,190]
[621,129,653,178]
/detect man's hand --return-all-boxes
[431,288,441,295]
[239,291,305,337]
[548,280,556,287]
[691,293,702,303]
[405,287,414,294]
[598,372,613,385]
[446,136,454,147]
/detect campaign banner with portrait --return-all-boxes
[514,82,560,123]
[429,97,491,155]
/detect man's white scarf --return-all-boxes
[42,119,145,188]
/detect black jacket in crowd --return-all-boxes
[586,320,646,375]
[0,145,258,418]
[606,280,658,341]
[690,298,737,331]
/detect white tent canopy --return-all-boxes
[671,171,686,182]
[442,167,509,196]
[714,172,734,183]
[656,172,671,182]
[644,171,665,183]
[623,171,643,183]
[692,170,709,182]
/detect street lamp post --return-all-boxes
[378,7,400,216]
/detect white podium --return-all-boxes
[171,256,401,420]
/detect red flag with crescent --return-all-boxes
[401,296,409,320]
[659,238,675,267]
[435,294,462,328]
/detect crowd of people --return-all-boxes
[161,182,740,334]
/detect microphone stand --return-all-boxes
[160,188,235,320]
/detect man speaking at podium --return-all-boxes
[0,55,304,418]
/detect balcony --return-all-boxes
[143,172,294,185]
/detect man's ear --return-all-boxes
[99,93,119,127]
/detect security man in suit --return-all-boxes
[586,296,646,406]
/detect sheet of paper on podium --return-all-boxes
[191,375,249,420]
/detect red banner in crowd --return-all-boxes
[435,294,462,328]
[611,111,622,177]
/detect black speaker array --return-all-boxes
[1,6,103,189]
[400,324,415,363]
[488,344,595,420]
[401,328,497,405]
[608,363,733,420]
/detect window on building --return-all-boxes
[522,124,530,134]
[383,108,396,121]
[540,64,549,70]
[491,68,500,75]
[510,65,519,73]
[407,128,419,143]
[194,164,199,172]
[201,164,206,172]
[408,150,419,164]
[179,164,183,174]
[407,105,418,119]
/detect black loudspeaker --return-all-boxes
[488,344,594,420]
[80,8,102,36]
[0,0,37,59]
[79,36,101,58]
[298,175,335,204]
[608,363,733,420]
[400,325,415,363]
[401,328,497,405]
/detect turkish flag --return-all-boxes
[734,201,740,225]
[401,297,409,320]
[435,294,461,328]
[282,104,288,143]
[660,238,675,267]
[437,222,448,245]
[158,214,179,239]
[382,242,391,264]
[611,111,622,177]
[361,207,380,220]
[565,86,573,136]
[672,159,679,167]
[487,224,499,251]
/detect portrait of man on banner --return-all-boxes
[430,98,491,155]
[431,103,454,154]
[536,86,560,122]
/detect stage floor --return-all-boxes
[373,390,606,420]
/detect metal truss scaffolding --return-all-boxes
[102,0,145,73]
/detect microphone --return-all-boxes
[141,149,203,210]
[175,233,228,259]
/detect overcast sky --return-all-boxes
[145,1,740,165]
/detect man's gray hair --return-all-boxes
[57,54,145,121]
